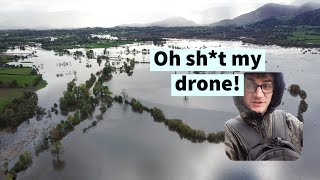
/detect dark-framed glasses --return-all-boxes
[244,82,274,94]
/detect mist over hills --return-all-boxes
[210,2,320,26]
[291,0,320,5]
[120,2,320,28]
[119,17,197,27]
[253,8,320,27]
[0,1,319,29]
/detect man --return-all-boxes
[225,72,303,161]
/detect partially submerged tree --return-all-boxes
[50,141,64,162]
[2,160,8,173]
[120,89,128,102]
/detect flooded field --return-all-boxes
[0,39,319,179]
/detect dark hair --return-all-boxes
[244,72,274,79]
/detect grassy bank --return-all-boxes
[0,67,47,127]
[0,80,47,113]
[33,79,47,90]
[0,89,22,113]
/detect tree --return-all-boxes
[120,89,128,102]
[12,151,32,173]
[2,160,8,173]
[97,56,102,66]
[100,86,112,97]
[5,172,14,180]
[288,84,301,97]
[59,97,68,115]
[67,81,76,91]
[50,127,61,142]
[50,141,63,162]
[86,49,94,59]
[151,107,166,122]
[9,80,18,88]
[99,103,107,114]
[31,68,37,75]
[299,90,307,100]
[35,129,49,155]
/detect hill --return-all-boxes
[120,17,197,27]
[211,2,320,26]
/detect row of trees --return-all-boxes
[109,26,320,48]
[85,73,97,89]
[32,63,118,167]
[150,107,225,143]
[59,78,97,118]
[288,84,308,122]
[112,96,225,144]
[2,151,32,180]
[82,103,109,133]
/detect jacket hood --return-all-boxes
[233,72,285,121]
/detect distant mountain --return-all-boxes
[291,0,320,6]
[149,17,197,27]
[211,19,237,27]
[120,17,197,27]
[118,23,145,27]
[211,2,320,26]
[251,18,286,27]
[194,6,259,25]
[252,7,320,27]
[296,2,320,14]
[195,6,236,24]
[290,8,320,26]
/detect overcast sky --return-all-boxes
[0,0,315,29]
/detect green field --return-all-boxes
[0,55,14,64]
[288,31,320,44]
[0,67,40,87]
[81,40,135,48]
[0,74,38,86]
[0,67,33,75]
[47,40,135,50]
[0,89,23,112]
[0,67,47,113]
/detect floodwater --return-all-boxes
[0,39,319,179]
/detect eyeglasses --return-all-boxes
[244,82,274,94]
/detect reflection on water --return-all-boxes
[52,159,66,171]
[0,39,319,179]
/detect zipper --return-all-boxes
[260,122,266,138]
[260,116,268,139]
[254,113,266,139]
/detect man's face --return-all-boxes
[243,74,274,115]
